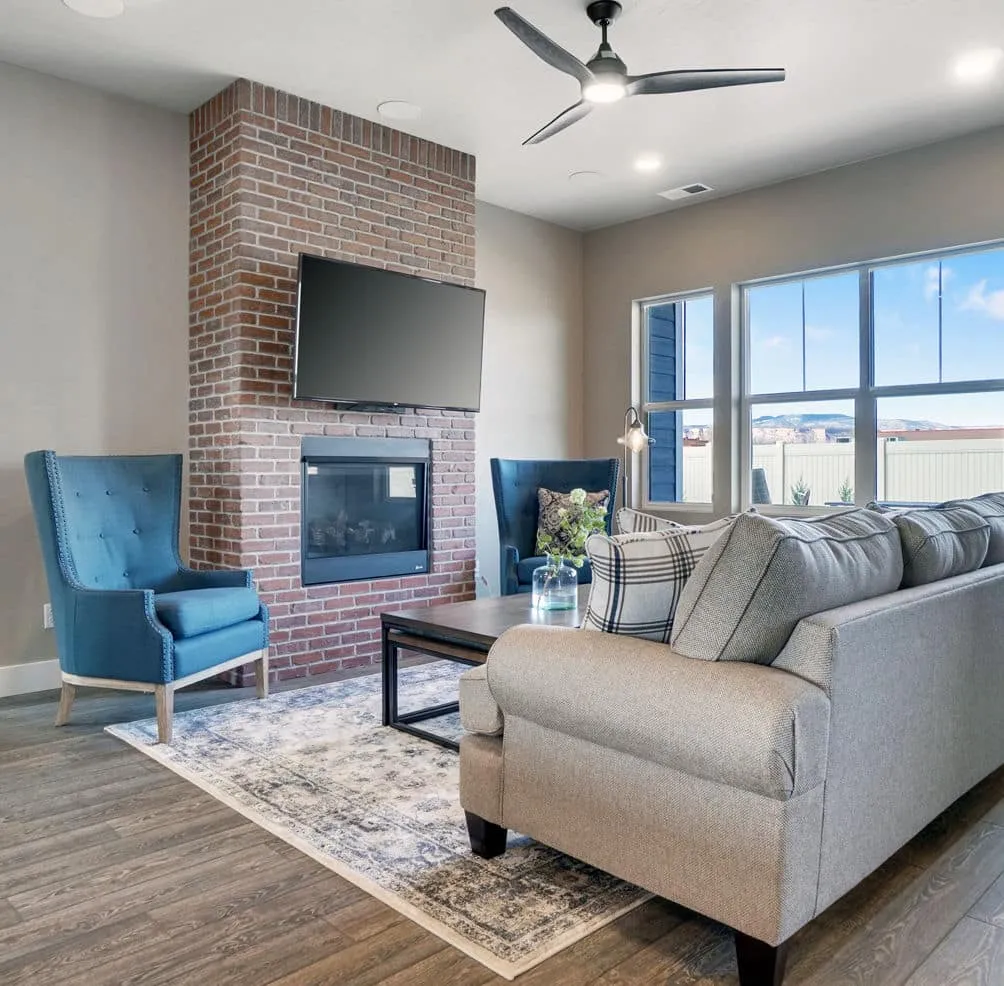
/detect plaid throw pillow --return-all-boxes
[535,487,610,557]
[582,518,735,643]
[616,507,683,534]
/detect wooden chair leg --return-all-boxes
[465,811,508,859]
[54,681,76,726]
[735,931,789,986]
[255,649,269,700]
[155,685,174,744]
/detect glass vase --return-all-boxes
[531,554,578,611]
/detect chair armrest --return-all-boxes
[171,567,254,590]
[486,625,829,799]
[66,587,174,684]
[500,544,520,596]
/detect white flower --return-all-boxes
[569,488,587,506]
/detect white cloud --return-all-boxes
[923,264,953,302]
[960,279,1004,320]
[759,335,789,350]
[805,325,834,342]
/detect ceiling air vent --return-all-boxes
[658,182,714,201]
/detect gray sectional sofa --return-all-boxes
[458,499,1004,985]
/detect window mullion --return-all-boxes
[855,266,877,505]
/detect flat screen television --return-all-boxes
[293,253,486,412]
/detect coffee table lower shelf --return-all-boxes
[381,628,487,751]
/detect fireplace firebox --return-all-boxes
[300,437,431,586]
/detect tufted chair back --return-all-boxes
[25,450,185,648]
[490,458,619,563]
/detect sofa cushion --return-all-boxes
[939,493,1004,567]
[459,665,503,736]
[670,509,903,664]
[890,505,989,586]
[615,507,682,535]
[582,518,735,643]
[155,587,261,639]
[534,487,610,559]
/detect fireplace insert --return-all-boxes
[300,437,431,585]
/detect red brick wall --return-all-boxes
[188,79,477,682]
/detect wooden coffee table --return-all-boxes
[381,587,587,749]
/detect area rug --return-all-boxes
[106,664,649,979]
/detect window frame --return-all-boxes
[637,288,715,512]
[739,240,1004,512]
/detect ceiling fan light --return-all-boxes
[62,0,125,17]
[583,79,626,103]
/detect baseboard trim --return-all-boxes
[0,659,62,698]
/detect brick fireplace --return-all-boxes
[188,79,477,683]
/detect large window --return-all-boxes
[642,293,714,504]
[742,243,1004,508]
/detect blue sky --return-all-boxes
[745,247,1004,426]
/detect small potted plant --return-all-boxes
[533,489,608,610]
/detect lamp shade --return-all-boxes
[622,421,650,453]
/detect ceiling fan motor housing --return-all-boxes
[586,1,622,26]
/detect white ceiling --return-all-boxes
[1,0,1003,230]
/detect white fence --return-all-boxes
[680,438,1004,505]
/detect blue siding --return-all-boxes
[647,303,679,502]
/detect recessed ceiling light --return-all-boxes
[568,170,603,183]
[634,154,663,173]
[952,48,1004,84]
[62,0,125,17]
[377,100,422,121]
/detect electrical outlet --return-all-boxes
[42,603,54,630]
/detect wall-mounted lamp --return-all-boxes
[616,406,654,507]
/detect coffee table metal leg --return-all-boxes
[381,624,399,727]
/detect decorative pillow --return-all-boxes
[535,487,609,558]
[581,517,735,643]
[891,505,989,586]
[670,509,903,664]
[616,507,683,535]
[938,493,1004,567]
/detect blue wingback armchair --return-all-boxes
[24,451,269,743]
[490,458,619,596]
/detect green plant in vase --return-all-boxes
[533,489,608,611]
[536,487,608,567]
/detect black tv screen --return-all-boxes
[293,254,486,412]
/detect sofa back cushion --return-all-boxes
[670,509,903,664]
[938,493,1004,567]
[890,505,989,586]
[582,518,734,643]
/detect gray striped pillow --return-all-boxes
[581,518,734,643]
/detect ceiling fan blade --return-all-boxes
[627,68,785,96]
[523,100,593,145]
[495,7,593,86]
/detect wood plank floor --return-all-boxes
[2,673,1004,985]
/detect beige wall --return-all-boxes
[582,125,1004,521]
[0,62,189,679]
[475,202,584,596]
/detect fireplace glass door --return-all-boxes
[302,457,429,585]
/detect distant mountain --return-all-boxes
[752,413,954,434]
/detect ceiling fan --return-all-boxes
[495,2,786,145]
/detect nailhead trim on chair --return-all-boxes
[44,451,175,683]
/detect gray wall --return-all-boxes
[475,202,584,595]
[0,62,189,679]
[582,125,1004,521]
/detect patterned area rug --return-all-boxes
[106,664,648,979]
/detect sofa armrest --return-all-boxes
[67,587,174,684]
[486,625,830,800]
[170,566,254,591]
[460,665,503,736]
